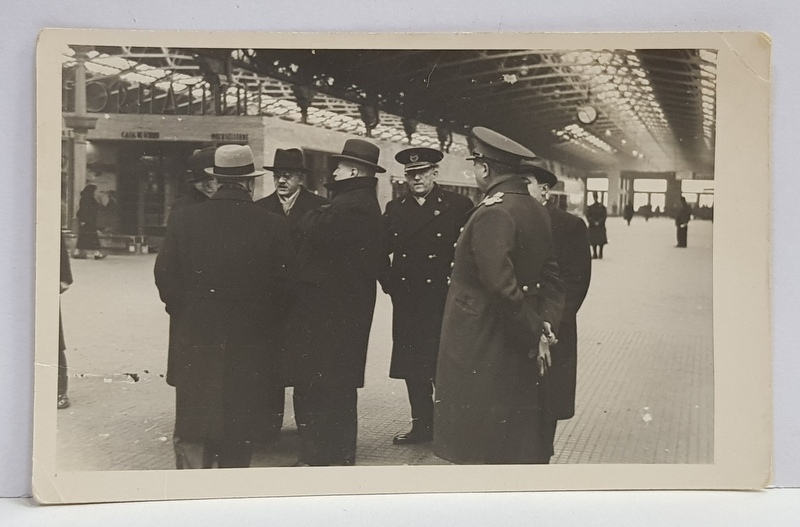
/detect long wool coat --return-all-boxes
[541,203,592,420]
[154,186,294,442]
[281,176,385,390]
[586,202,608,246]
[164,186,211,385]
[381,184,473,381]
[434,176,565,464]
[255,186,330,234]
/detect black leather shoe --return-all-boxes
[392,428,433,445]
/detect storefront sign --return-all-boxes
[211,132,249,142]
[121,130,160,139]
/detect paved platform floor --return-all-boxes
[56,216,713,470]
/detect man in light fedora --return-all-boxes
[253,148,328,443]
[282,138,386,466]
[155,144,295,469]
[172,147,218,212]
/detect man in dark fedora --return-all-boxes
[525,163,591,463]
[155,144,294,469]
[434,127,564,465]
[253,148,329,443]
[380,147,473,445]
[256,148,329,232]
[282,138,386,466]
[172,147,218,212]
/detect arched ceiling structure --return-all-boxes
[63,45,716,176]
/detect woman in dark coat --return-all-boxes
[75,184,105,259]
[585,192,608,259]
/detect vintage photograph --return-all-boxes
[33,30,771,502]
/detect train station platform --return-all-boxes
[56,216,713,470]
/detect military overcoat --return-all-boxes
[381,184,473,381]
[434,176,565,464]
[541,202,591,420]
[154,187,294,442]
[281,176,385,389]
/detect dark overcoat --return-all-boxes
[434,176,565,464]
[541,203,591,420]
[255,187,330,234]
[164,186,211,378]
[59,233,73,352]
[172,187,209,212]
[76,200,101,250]
[675,203,692,226]
[154,186,294,442]
[586,202,608,246]
[381,184,473,380]
[282,177,385,389]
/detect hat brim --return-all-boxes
[523,165,558,187]
[204,167,267,178]
[185,172,215,184]
[331,154,386,173]
[263,166,310,174]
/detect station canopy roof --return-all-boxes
[63,46,716,176]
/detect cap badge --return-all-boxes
[410,154,419,163]
[434,210,441,216]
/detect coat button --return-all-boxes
[536,283,541,289]
[447,277,451,285]
[394,233,399,237]
[459,227,465,233]
[210,289,216,293]
[436,233,442,237]
[450,262,455,268]
[522,285,529,292]
[401,277,406,281]
[453,243,458,248]
[402,254,407,258]
[426,279,432,283]
[428,254,436,259]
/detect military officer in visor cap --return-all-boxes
[381,147,473,445]
[434,127,565,465]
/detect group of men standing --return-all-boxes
[154,126,591,469]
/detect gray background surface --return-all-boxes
[1,0,796,523]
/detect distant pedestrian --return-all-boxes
[171,147,218,213]
[586,192,608,259]
[675,197,692,248]
[281,138,386,466]
[527,165,592,461]
[58,233,73,409]
[642,203,653,222]
[434,127,565,465]
[623,201,634,226]
[381,147,473,445]
[155,144,294,469]
[254,148,328,442]
[74,184,105,260]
